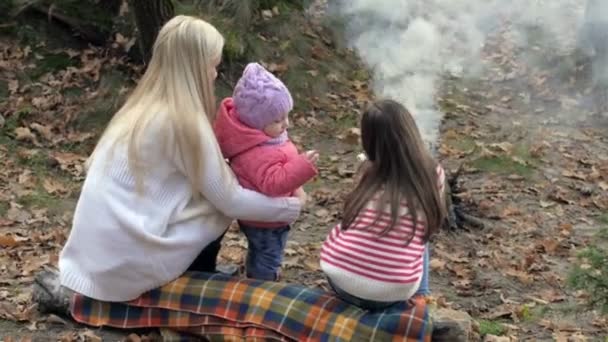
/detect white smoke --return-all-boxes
[329,0,588,146]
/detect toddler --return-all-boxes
[214,62,319,280]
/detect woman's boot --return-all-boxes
[31,268,72,316]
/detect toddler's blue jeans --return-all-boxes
[240,223,290,281]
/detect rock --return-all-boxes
[432,308,473,342]
[484,334,511,342]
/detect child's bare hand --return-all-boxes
[294,187,308,207]
[303,150,319,165]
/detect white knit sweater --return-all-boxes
[59,117,300,302]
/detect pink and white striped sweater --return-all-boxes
[320,165,445,302]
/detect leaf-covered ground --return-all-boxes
[1,4,608,342]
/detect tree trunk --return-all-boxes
[129,0,175,65]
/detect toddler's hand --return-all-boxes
[294,187,308,207]
[303,150,319,165]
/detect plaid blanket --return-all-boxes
[70,272,432,341]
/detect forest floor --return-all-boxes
[1,2,607,341]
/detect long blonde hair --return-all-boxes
[88,15,224,193]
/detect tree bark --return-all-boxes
[129,0,175,65]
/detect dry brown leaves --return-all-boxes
[0,38,139,329]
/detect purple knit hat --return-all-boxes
[233,63,293,130]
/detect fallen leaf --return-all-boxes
[22,255,50,276]
[451,279,471,290]
[548,189,573,205]
[538,289,566,303]
[314,208,330,218]
[562,170,587,181]
[483,304,515,319]
[80,330,102,342]
[342,127,361,145]
[499,206,520,218]
[58,332,78,342]
[45,314,69,325]
[7,203,31,223]
[261,9,274,19]
[449,263,472,278]
[0,235,18,248]
[42,178,67,195]
[504,269,533,284]
[14,127,36,142]
[0,302,18,320]
[30,123,54,141]
[540,238,560,253]
[311,45,326,59]
[50,151,86,176]
[539,200,554,208]
[66,131,94,143]
[430,258,446,271]
[114,33,136,53]
[17,169,34,186]
[303,258,320,271]
[8,79,19,94]
[435,249,469,263]
[267,62,288,73]
[489,142,513,152]
[484,334,510,342]
[126,334,142,342]
[283,256,303,269]
[284,248,297,256]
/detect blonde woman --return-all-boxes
[55,15,306,303]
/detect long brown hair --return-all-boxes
[341,99,446,244]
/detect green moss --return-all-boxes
[16,149,50,170]
[0,107,33,147]
[0,201,9,217]
[223,30,247,62]
[173,1,201,16]
[29,52,76,80]
[73,70,128,131]
[17,190,58,209]
[568,245,608,314]
[478,320,506,336]
[520,304,548,322]
[257,0,305,11]
[351,68,371,82]
[63,86,84,100]
[53,0,114,32]
[597,227,608,240]
[333,111,359,129]
[470,144,537,177]
[471,155,534,176]
[15,24,38,45]
[444,135,476,152]
[599,213,608,225]
[0,79,8,103]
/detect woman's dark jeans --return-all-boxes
[187,232,226,272]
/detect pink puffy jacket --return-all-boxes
[213,98,317,228]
